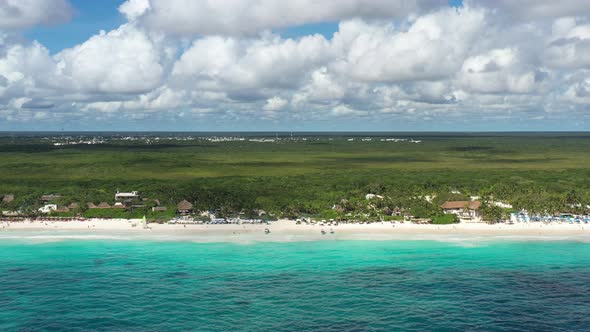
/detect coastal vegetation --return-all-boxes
[1,133,589,221]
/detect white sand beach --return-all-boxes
[2,219,590,242]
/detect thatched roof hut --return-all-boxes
[2,194,14,203]
[441,201,481,210]
[112,202,126,209]
[86,202,97,209]
[55,206,70,213]
[177,200,193,214]
[97,202,111,209]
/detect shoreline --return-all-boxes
[2,219,590,242]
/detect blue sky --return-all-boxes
[1,0,589,132]
[25,0,127,54]
[26,0,343,54]
[27,0,464,54]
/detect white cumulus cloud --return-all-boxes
[55,24,165,94]
[122,0,446,36]
[263,96,288,112]
[2,0,590,129]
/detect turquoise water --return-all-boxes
[1,237,590,331]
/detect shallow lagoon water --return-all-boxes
[1,237,590,331]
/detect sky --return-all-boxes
[0,0,589,131]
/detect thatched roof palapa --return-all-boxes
[97,202,111,209]
[2,195,14,203]
[441,201,481,210]
[87,203,97,209]
[55,206,70,213]
[112,202,126,209]
[177,200,193,211]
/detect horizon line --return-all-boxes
[1,130,590,133]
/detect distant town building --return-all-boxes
[152,206,167,212]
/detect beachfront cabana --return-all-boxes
[112,202,126,209]
[177,200,193,215]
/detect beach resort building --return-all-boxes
[441,201,482,222]
[177,200,193,215]
[41,194,62,203]
[38,204,58,214]
[115,191,141,201]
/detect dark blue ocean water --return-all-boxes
[1,238,590,331]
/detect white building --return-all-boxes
[38,204,58,214]
[490,201,513,209]
[115,191,141,201]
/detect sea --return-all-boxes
[1,236,590,331]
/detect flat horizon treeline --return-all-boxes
[1,135,589,220]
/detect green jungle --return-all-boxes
[0,133,589,222]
